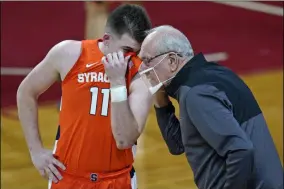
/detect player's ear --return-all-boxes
[103,33,111,47]
[168,53,179,72]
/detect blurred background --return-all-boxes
[1,1,283,189]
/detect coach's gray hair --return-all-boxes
[147,25,194,58]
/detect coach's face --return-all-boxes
[138,31,180,94]
[103,32,141,54]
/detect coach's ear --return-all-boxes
[168,53,179,72]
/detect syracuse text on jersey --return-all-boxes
[77,72,110,83]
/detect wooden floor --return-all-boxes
[1,70,283,189]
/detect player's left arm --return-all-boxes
[129,74,153,132]
[110,74,152,149]
[103,52,152,149]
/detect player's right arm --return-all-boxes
[154,88,184,155]
[17,40,80,183]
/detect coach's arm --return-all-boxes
[154,89,184,155]
[186,85,254,189]
[110,74,152,149]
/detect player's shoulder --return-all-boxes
[81,39,100,47]
[47,40,82,62]
[53,40,82,53]
[57,40,81,46]
[46,40,82,77]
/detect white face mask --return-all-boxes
[148,82,163,95]
[139,54,176,95]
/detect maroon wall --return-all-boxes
[1,2,85,107]
[1,2,283,107]
[1,2,85,67]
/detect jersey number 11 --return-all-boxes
[90,87,110,116]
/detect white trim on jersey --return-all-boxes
[132,144,137,158]
[48,178,52,189]
[131,144,137,189]
[131,172,137,189]
[52,140,59,154]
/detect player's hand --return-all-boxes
[30,148,66,183]
[153,87,170,108]
[102,51,131,85]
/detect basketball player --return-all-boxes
[17,4,152,189]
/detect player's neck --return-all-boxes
[98,41,106,55]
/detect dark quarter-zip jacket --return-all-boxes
[155,53,283,189]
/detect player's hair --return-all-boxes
[106,4,152,43]
[148,25,194,58]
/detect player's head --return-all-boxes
[103,4,152,55]
[138,25,194,94]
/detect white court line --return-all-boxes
[213,1,283,17]
[0,52,229,76]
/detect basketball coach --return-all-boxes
[138,25,283,189]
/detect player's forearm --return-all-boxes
[17,87,43,153]
[111,102,140,149]
[110,80,139,149]
[154,102,184,155]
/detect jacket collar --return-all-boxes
[165,53,207,99]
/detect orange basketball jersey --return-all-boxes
[56,39,142,176]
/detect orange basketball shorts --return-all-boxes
[49,167,131,189]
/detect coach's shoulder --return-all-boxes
[186,84,232,112]
[186,84,225,104]
[187,84,219,97]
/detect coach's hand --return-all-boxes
[30,148,66,183]
[154,87,170,108]
[102,51,131,85]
